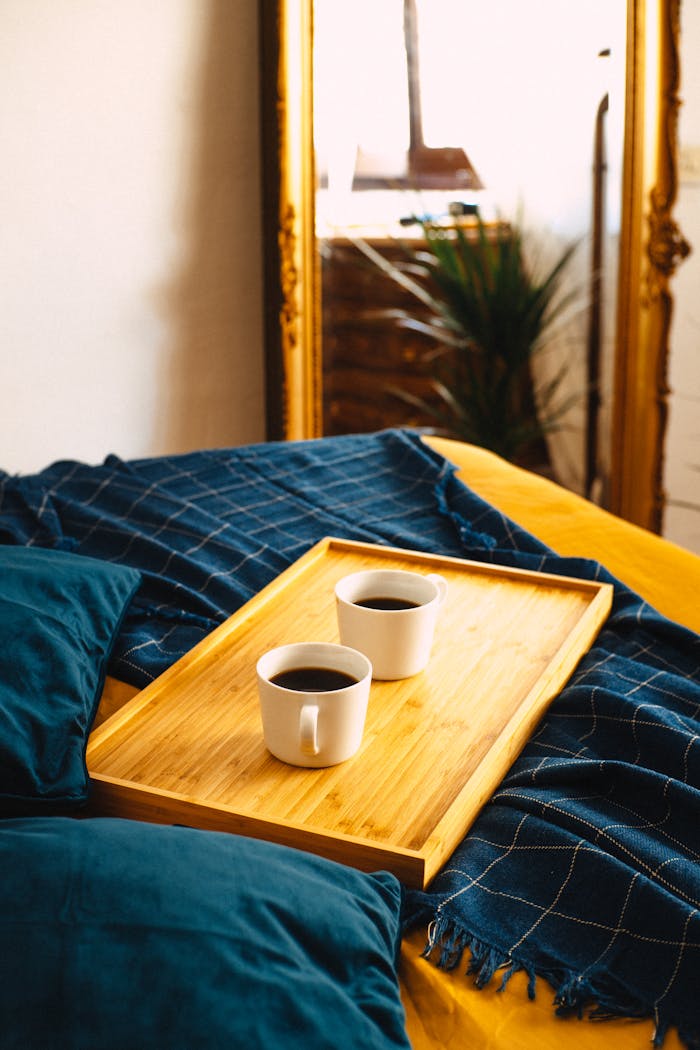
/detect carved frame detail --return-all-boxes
[610,0,690,530]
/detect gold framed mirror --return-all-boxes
[260,0,689,533]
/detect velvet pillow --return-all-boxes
[0,818,411,1050]
[0,545,140,810]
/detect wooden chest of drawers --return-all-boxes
[321,236,443,436]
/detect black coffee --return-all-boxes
[270,666,358,692]
[353,596,421,611]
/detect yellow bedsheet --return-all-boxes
[398,437,699,1050]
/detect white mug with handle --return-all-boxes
[256,641,372,767]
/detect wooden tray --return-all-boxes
[87,538,613,888]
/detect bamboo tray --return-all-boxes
[87,538,613,888]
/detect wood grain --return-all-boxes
[87,538,612,887]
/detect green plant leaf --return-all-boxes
[352,213,581,464]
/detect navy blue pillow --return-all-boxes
[0,818,411,1050]
[0,546,140,811]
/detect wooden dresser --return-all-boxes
[320,235,444,436]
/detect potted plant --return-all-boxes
[352,214,581,466]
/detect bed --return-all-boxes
[0,428,697,1050]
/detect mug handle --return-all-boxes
[300,703,319,756]
[427,573,448,605]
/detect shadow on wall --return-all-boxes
[155,0,265,455]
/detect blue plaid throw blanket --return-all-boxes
[1,429,698,1047]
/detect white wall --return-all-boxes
[0,0,265,475]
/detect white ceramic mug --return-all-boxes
[335,569,448,680]
[256,642,372,767]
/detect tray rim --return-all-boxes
[87,537,614,887]
[88,773,428,884]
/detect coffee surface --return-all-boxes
[353,596,421,611]
[270,666,358,692]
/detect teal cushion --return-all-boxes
[0,818,411,1050]
[0,546,140,810]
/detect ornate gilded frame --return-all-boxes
[610,0,690,530]
[261,0,689,532]
[260,0,320,440]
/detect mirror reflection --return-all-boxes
[313,0,626,501]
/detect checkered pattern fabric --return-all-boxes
[1,429,698,1047]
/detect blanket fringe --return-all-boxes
[419,915,699,1049]
[423,915,535,995]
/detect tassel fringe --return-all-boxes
[419,915,699,1050]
